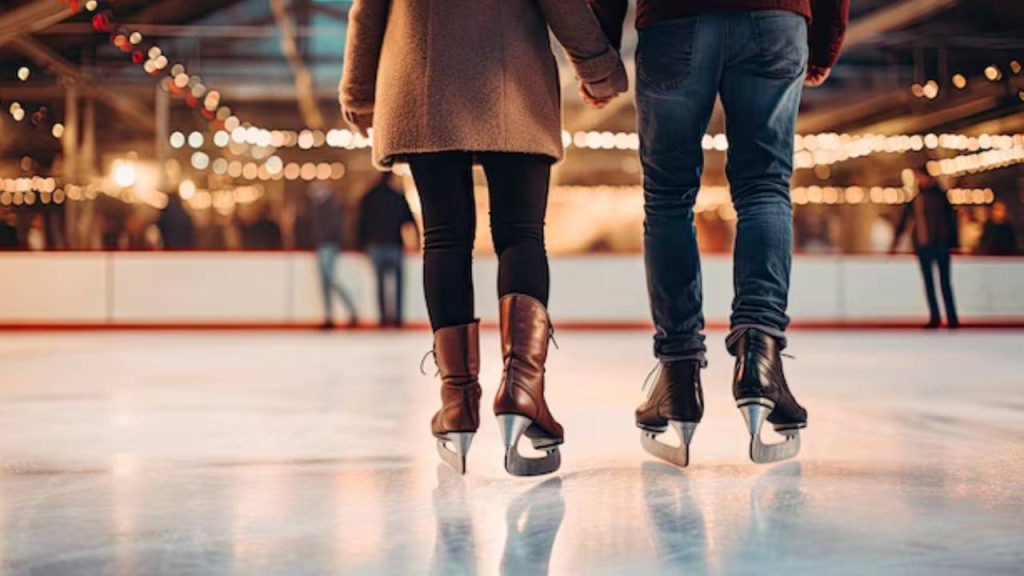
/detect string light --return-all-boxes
[9,102,25,122]
[984,65,1002,82]
[952,74,967,89]
[17,67,30,81]
[927,146,1024,176]
[922,80,939,99]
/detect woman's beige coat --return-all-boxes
[340,0,625,168]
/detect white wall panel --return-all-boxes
[1,253,1022,326]
[0,254,107,322]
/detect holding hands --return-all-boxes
[579,59,628,109]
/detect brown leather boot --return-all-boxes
[493,294,563,476]
[430,321,481,474]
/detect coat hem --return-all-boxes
[373,145,564,170]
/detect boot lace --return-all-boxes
[641,358,708,392]
[641,362,661,392]
[419,349,439,377]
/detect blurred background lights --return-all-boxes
[178,179,196,200]
[191,152,210,170]
[112,160,137,188]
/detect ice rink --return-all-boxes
[0,329,1021,575]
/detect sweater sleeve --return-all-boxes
[587,0,629,52]
[535,0,624,84]
[808,0,850,68]
[340,0,391,114]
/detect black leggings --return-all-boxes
[408,151,552,331]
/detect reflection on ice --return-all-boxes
[500,478,564,576]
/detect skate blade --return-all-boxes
[640,420,698,468]
[497,414,561,477]
[436,432,474,475]
[737,399,801,464]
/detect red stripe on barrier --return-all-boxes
[0,320,1022,331]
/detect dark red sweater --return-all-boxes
[588,0,850,68]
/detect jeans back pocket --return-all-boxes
[750,11,808,80]
[637,17,700,90]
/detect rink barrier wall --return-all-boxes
[1,252,1022,328]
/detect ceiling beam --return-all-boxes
[39,23,346,39]
[844,0,960,48]
[8,36,155,132]
[0,0,77,48]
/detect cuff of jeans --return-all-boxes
[726,324,788,354]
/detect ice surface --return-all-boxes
[0,330,1021,575]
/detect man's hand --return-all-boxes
[804,65,832,87]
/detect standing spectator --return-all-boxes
[959,207,985,254]
[870,213,895,254]
[158,193,195,250]
[26,213,46,251]
[0,209,19,249]
[979,201,1018,255]
[358,174,419,327]
[892,168,959,329]
[240,205,284,250]
[309,183,359,329]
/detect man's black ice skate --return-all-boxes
[636,359,704,468]
[731,328,807,464]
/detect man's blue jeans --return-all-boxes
[316,242,358,323]
[637,11,807,359]
[367,244,405,327]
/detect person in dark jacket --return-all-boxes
[0,209,19,249]
[588,0,849,465]
[892,169,960,329]
[309,183,358,329]
[157,193,195,250]
[358,174,418,327]
[240,205,284,250]
[979,201,1018,256]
